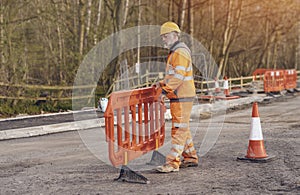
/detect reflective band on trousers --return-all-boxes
[168,69,175,75]
[172,144,184,151]
[173,122,188,128]
[184,146,195,154]
[186,65,193,72]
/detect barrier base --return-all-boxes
[237,155,276,163]
[114,165,149,184]
[147,150,166,166]
[294,88,300,92]
[215,95,240,100]
[199,95,240,101]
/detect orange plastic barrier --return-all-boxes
[252,69,270,81]
[263,70,285,93]
[284,69,297,89]
[104,86,165,166]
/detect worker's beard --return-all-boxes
[163,41,174,49]
[163,43,170,49]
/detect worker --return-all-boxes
[155,21,198,173]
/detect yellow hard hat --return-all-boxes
[160,22,181,35]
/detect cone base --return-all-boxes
[246,140,267,159]
[237,155,276,163]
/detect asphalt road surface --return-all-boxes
[0,95,299,194]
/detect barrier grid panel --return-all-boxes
[284,69,297,89]
[263,70,285,93]
[104,87,165,166]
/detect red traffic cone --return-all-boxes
[246,102,267,158]
[237,102,275,162]
[223,76,230,97]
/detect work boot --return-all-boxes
[179,160,198,168]
[155,164,179,173]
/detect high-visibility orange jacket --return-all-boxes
[160,41,196,100]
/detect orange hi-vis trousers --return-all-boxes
[166,100,198,169]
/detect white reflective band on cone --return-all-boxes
[249,117,263,140]
[223,80,229,89]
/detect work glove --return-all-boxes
[165,90,178,99]
[154,81,178,99]
[153,81,165,89]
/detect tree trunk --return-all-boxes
[222,0,243,76]
[179,0,187,28]
[103,0,126,86]
[123,0,129,26]
[258,17,270,69]
[54,2,65,84]
[137,0,141,63]
[0,1,4,65]
[84,0,92,49]
[209,0,215,57]
[295,21,300,70]
[0,0,6,82]
[218,0,233,77]
[218,0,243,77]
[168,0,173,21]
[79,0,86,55]
[94,0,102,45]
[187,0,194,51]
[272,30,281,69]
[267,33,276,69]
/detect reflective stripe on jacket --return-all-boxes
[161,41,196,99]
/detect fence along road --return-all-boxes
[0,70,299,140]
[0,70,299,101]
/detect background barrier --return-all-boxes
[104,86,165,166]
[252,68,270,81]
[284,69,297,89]
[264,70,285,93]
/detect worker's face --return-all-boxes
[161,32,178,49]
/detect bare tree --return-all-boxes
[123,0,129,26]
[84,0,92,49]
[94,0,102,44]
[1,0,300,95]
[0,0,7,83]
[296,21,300,70]
[209,0,215,57]
[217,0,243,77]
[168,0,173,21]
[78,0,86,56]
[178,0,187,28]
